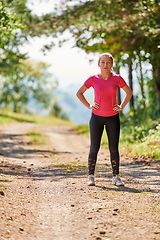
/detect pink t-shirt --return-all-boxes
[84,73,127,117]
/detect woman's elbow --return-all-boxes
[130,89,133,97]
[76,91,80,98]
[127,87,133,97]
[76,85,87,98]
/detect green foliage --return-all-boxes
[1,0,160,123]
[52,162,87,171]
[120,114,160,142]
[50,102,69,120]
[40,0,160,117]
[46,0,160,53]
[25,130,48,145]
[0,1,62,116]
[0,1,23,47]
[75,124,90,136]
[0,49,26,75]
[0,110,74,126]
[120,121,160,159]
[75,115,160,160]
[120,115,160,159]
[0,59,57,113]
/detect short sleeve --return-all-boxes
[118,76,127,88]
[83,76,93,89]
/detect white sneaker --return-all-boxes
[87,175,95,186]
[112,176,124,186]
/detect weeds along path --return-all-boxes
[0,122,160,240]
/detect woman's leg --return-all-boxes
[105,114,120,176]
[88,113,104,176]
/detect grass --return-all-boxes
[25,130,49,146]
[52,162,87,171]
[75,118,160,160]
[0,180,10,183]
[0,110,75,126]
[0,110,75,146]
[1,110,159,159]
[0,110,75,147]
[120,122,160,159]
[75,124,90,137]
[120,141,160,159]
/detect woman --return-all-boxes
[76,53,132,186]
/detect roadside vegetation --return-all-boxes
[1,1,160,161]
[0,111,75,161]
[24,130,48,146]
[75,114,160,160]
[0,110,74,127]
[0,110,159,160]
[0,110,74,147]
[120,115,160,159]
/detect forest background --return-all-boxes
[0,0,160,159]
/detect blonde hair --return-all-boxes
[98,53,114,64]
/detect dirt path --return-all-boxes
[0,122,160,240]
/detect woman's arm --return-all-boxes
[113,85,132,111]
[76,85,99,110]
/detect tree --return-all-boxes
[2,0,160,118]
[0,59,58,113]
[0,1,61,116]
[50,102,69,120]
[0,1,23,47]
[38,0,160,117]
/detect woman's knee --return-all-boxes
[89,150,99,160]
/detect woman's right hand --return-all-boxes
[89,102,99,110]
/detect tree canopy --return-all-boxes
[0,59,57,113]
[0,0,58,115]
[0,0,160,118]
[38,0,160,117]
[0,0,23,47]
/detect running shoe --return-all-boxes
[112,177,124,186]
[87,175,95,186]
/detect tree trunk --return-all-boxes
[128,61,134,109]
[138,57,146,109]
[150,49,160,117]
[152,65,160,115]
[116,67,121,105]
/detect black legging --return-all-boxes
[88,113,120,176]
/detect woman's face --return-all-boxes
[98,55,113,73]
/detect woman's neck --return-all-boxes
[100,72,111,80]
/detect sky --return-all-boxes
[24,0,100,89]
[23,37,99,89]
[24,0,129,90]
[22,0,130,120]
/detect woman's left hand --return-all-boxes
[113,104,123,112]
